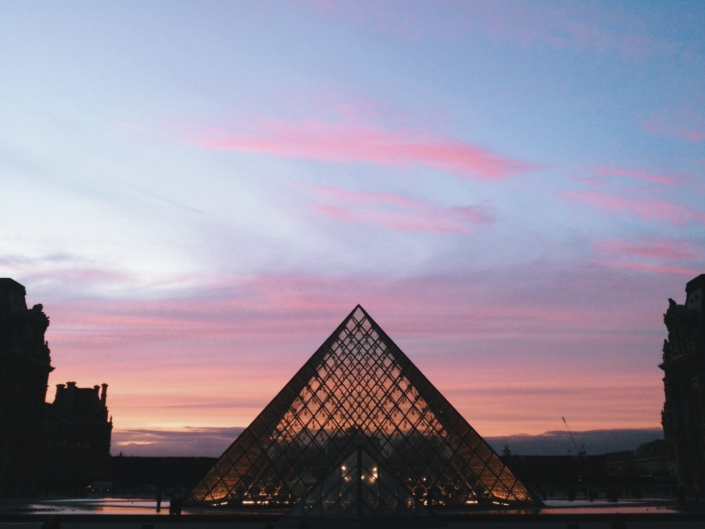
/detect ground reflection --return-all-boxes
[0,496,682,516]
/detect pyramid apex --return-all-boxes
[344,304,368,322]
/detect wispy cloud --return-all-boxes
[44,268,660,355]
[0,253,133,293]
[305,0,684,60]
[596,261,700,276]
[645,104,705,143]
[591,238,702,276]
[310,186,493,233]
[182,117,537,180]
[566,191,705,226]
[590,166,682,185]
[596,239,700,261]
[37,267,668,437]
[472,1,683,60]
[112,427,243,457]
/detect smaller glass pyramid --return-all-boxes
[286,446,439,526]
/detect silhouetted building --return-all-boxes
[660,273,705,491]
[40,381,113,487]
[189,305,540,517]
[0,278,53,496]
[0,278,113,496]
[502,448,673,500]
[604,439,670,478]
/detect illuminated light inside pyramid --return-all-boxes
[287,447,432,519]
[189,305,538,507]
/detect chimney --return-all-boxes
[55,383,66,402]
[64,381,76,415]
[101,383,108,405]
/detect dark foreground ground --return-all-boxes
[2,510,705,529]
[0,519,705,529]
[2,496,704,529]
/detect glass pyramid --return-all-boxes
[188,305,539,507]
[286,446,434,523]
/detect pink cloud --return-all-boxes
[303,0,338,13]
[680,129,705,142]
[309,186,493,233]
[645,104,705,143]
[184,117,537,180]
[303,0,457,41]
[596,261,700,276]
[305,1,682,60]
[592,238,702,276]
[496,6,682,60]
[566,191,705,226]
[596,239,700,261]
[34,266,672,438]
[591,166,681,185]
[0,254,134,295]
[43,270,657,354]
[646,121,705,143]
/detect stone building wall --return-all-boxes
[40,381,113,488]
[0,278,113,496]
[660,273,705,492]
[0,278,53,496]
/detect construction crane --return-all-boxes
[561,416,586,456]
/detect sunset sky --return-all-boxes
[1,1,704,455]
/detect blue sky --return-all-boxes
[1,1,703,454]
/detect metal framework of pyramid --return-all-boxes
[188,305,539,507]
[286,446,433,521]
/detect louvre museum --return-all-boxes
[0,278,112,497]
[3,276,705,526]
[660,273,705,493]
